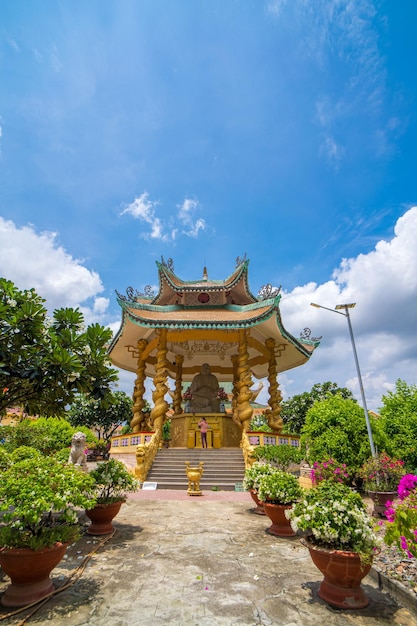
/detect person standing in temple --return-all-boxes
[198,417,210,448]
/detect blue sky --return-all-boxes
[1,0,416,411]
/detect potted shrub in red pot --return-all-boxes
[86,459,139,535]
[359,453,405,518]
[0,455,96,607]
[287,481,380,609]
[256,469,303,536]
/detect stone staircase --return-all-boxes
[112,448,245,491]
[147,448,246,490]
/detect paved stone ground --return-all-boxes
[1,491,417,626]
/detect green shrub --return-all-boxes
[252,444,302,470]
[257,470,302,504]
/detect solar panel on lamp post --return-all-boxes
[310,302,376,457]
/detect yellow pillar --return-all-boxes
[151,329,169,435]
[173,354,184,415]
[131,339,148,433]
[236,329,253,432]
[265,337,283,432]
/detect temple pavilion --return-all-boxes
[108,257,319,478]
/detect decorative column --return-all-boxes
[131,339,148,433]
[173,355,184,415]
[231,354,240,426]
[151,329,169,434]
[236,330,253,432]
[265,337,283,432]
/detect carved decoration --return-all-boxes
[300,327,322,342]
[258,284,281,300]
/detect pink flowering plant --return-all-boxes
[384,474,417,559]
[310,458,350,486]
[216,387,228,401]
[358,453,405,492]
[182,388,193,401]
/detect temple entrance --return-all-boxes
[171,413,242,449]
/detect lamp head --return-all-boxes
[335,303,356,310]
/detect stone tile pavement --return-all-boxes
[1,490,416,626]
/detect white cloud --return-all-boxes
[279,207,417,410]
[177,198,207,238]
[120,193,207,241]
[0,217,107,318]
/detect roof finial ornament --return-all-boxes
[235,253,247,268]
[161,256,174,272]
[202,266,208,281]
[258,284,281,300]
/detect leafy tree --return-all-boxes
[0,278,118,417]
[378,379,417,470]
[301,396,386,474]
[68,391,134,443]
[249,412,272,432]
[280,381,356,434]
[0,417,97,455]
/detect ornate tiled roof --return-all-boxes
[109,259,319,381]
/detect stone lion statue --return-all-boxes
[68,431,88,471]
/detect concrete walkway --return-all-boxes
[1,491,417,626]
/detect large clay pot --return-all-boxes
[367,490,397,518]
[303,539,372,609]
[86,500,124,535]
[262,501,295,537]
[0,542,68,607]
[249,489,266,515]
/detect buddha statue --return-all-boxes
[188,363,220,413]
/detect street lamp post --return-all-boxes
[310,302,376,457]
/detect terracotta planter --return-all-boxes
[302,539,372,609]
[86,500,124,535]
[367,490,397,518]
[0,542,68,607]
[249,489,266,515]
[262,501,295,537]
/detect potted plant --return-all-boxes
[286,481,380,609]
[310,458,351,485]
[216,387,228,412]
[358,453,405,517]
[243,462,276,515]
[86,459,139,535]
[182,388,193,413]
[256,469,303,536]
[0,456,96,607]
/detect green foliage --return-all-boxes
[0,447,11,471]
[252,444,302,470]
[10,446,42,462]
[280,381,356,434]
[242,462,276,491]
[0,278,118,417]
[89,459,139,503]
[249,412,272,432]
[301,396,384,474]
[162,419,171,441]
[0,418,97,455]
[287,482,379,562]
[257,470,302,504]
[378,379,417,470]
[0,456,96,549]
[68,391,133,443]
